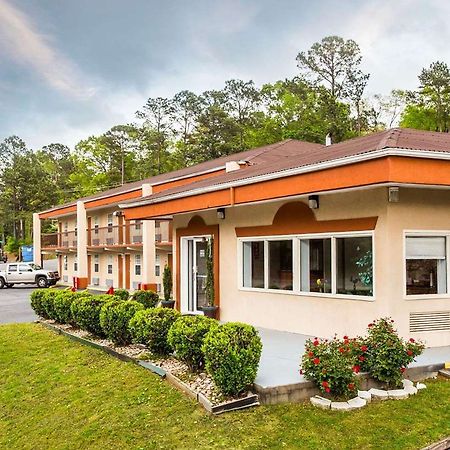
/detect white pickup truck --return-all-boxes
[0,263,60,289]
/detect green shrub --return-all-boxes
[71,294,117,336]
[129,308,180,355]
[364,318,425,388]
[53,291,76,323]
[114,289,130,301]
[300,336,359,398]
[100,300,144,345]
[40,290,59,320]
[30,290,50,318]
[202,322,262,396]
[131,290,159,308]
[162,265,172,302]
[167,315,217,371]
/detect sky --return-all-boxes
[0,0,449,149]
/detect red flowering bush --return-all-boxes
[300,337,358,397]
[363,318,425,388]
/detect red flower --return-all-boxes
[409,338,415,343]
[299,369,303,375]
[361,345,368,352]
[348,383,355,390]
[407,350,413,356]
[339,347,345,353]
[313,340,319,347]
[322,381,329,388]
[308,351,314,358]
[368,323,373,328]
[313,358,320,365]
[325,387,331,393]
[352,365,361,373]
[400,367,406,373]
[359,355,365,362]
[343,335,348,340]
[344,339,349,345]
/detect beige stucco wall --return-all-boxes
[173,187,450,348]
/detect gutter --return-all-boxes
[120,148,450,209]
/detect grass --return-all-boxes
[0,324,449,450]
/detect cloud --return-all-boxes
[0,0,95,98]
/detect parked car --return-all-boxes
[0,263,60,289]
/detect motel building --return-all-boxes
[34,128,450,348]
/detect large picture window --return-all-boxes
[405,236,448,296]
[240,233,373,298]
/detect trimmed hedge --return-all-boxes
[30,289,51,318]
[129,307,180,355]
[202,322,262,396]
[71,294,117,336]
[114,289,130,301]
[167,315,217,371]
[40,290,59,320]
[131,290,159,308]
[100,300,144,345]
[53,291,76,323]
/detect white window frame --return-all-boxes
[238,230,375,302]
[403,230,450,300]
[107,255,113,275]
[63,255,68,271]
[93,254,99,273]
[135,254,142,276]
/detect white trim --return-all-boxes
[403,230,450,300]
[238,231,375,301]
[121,147,450,209]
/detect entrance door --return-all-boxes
[181,236,210,314]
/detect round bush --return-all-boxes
[71,294,117,336]
[114,289,130,301]
[100,300,144,345]
[167,315,217,370]
[131,290,159,308]
[30,289,50,318]
[40,290,60,320]
[202,323,262,396]
[53,291,76,323]
[129,307,180,355]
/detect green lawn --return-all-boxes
[0,324,449,450]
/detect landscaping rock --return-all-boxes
[402,379,414,388]
[416,382,427,390]
[310,396,331,409]
[387,389,409,400]
[348,397,366,409]
[331,401,352,411]
[438,369,450,379]
[404,385,418,395]
[357,390,372,403]
[368,388,389,400]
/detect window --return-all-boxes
[155,254,160,277]
[63,255,68,271]
[107,255,113,274]
[8,264,17,272]
[336,237,373,296]
[269,240,293,290]
[406,236,448,296]
[107,214,113,232]
[64,221,68,235]
[243,241,265,288]
[74,257,78,272]
[135,220,142,231]
[300,238,332,293]
[93,216,99,234]
[135,254,142,276]
[240,233,374,298]
[94,254,99,273]
[19,264,32,272]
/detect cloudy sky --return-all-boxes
[0,0,449,149]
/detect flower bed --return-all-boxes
[31,289,262,414]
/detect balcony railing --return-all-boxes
[41,231,77,249]
[155,221,172,243]
[89,225,126,247]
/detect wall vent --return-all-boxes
[409,311,450,333]
[92,277,100,286]
[106,279,114,287]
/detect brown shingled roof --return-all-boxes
[121,128,450,208]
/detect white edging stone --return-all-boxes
[357,390,372,403]
[402,379,414,388]
[416,382,427,390]
[387,389,409,400]
[368,388,389,400]
[348,397,366,409]
[331,401,352,411]
[310,396,331,409]
[404,385,418,395]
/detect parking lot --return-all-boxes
[0,260,57,324]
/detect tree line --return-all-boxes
[1,35,449,246]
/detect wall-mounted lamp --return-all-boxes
[388,187,400,203]
[308,195,319,209]
[217,208,226,220]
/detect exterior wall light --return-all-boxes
[217,208,226,220]
[308,195,319,209]
[388,187,400,203]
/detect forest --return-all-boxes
[1,35,449,248]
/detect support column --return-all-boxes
[76,201,89,289]
[32,213,42,267]
[141,183,156,291]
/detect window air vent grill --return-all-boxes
[409,311,450,332]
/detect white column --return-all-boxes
[142,183,156,288]
[76,201,88,281]
[32,213,41,266]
